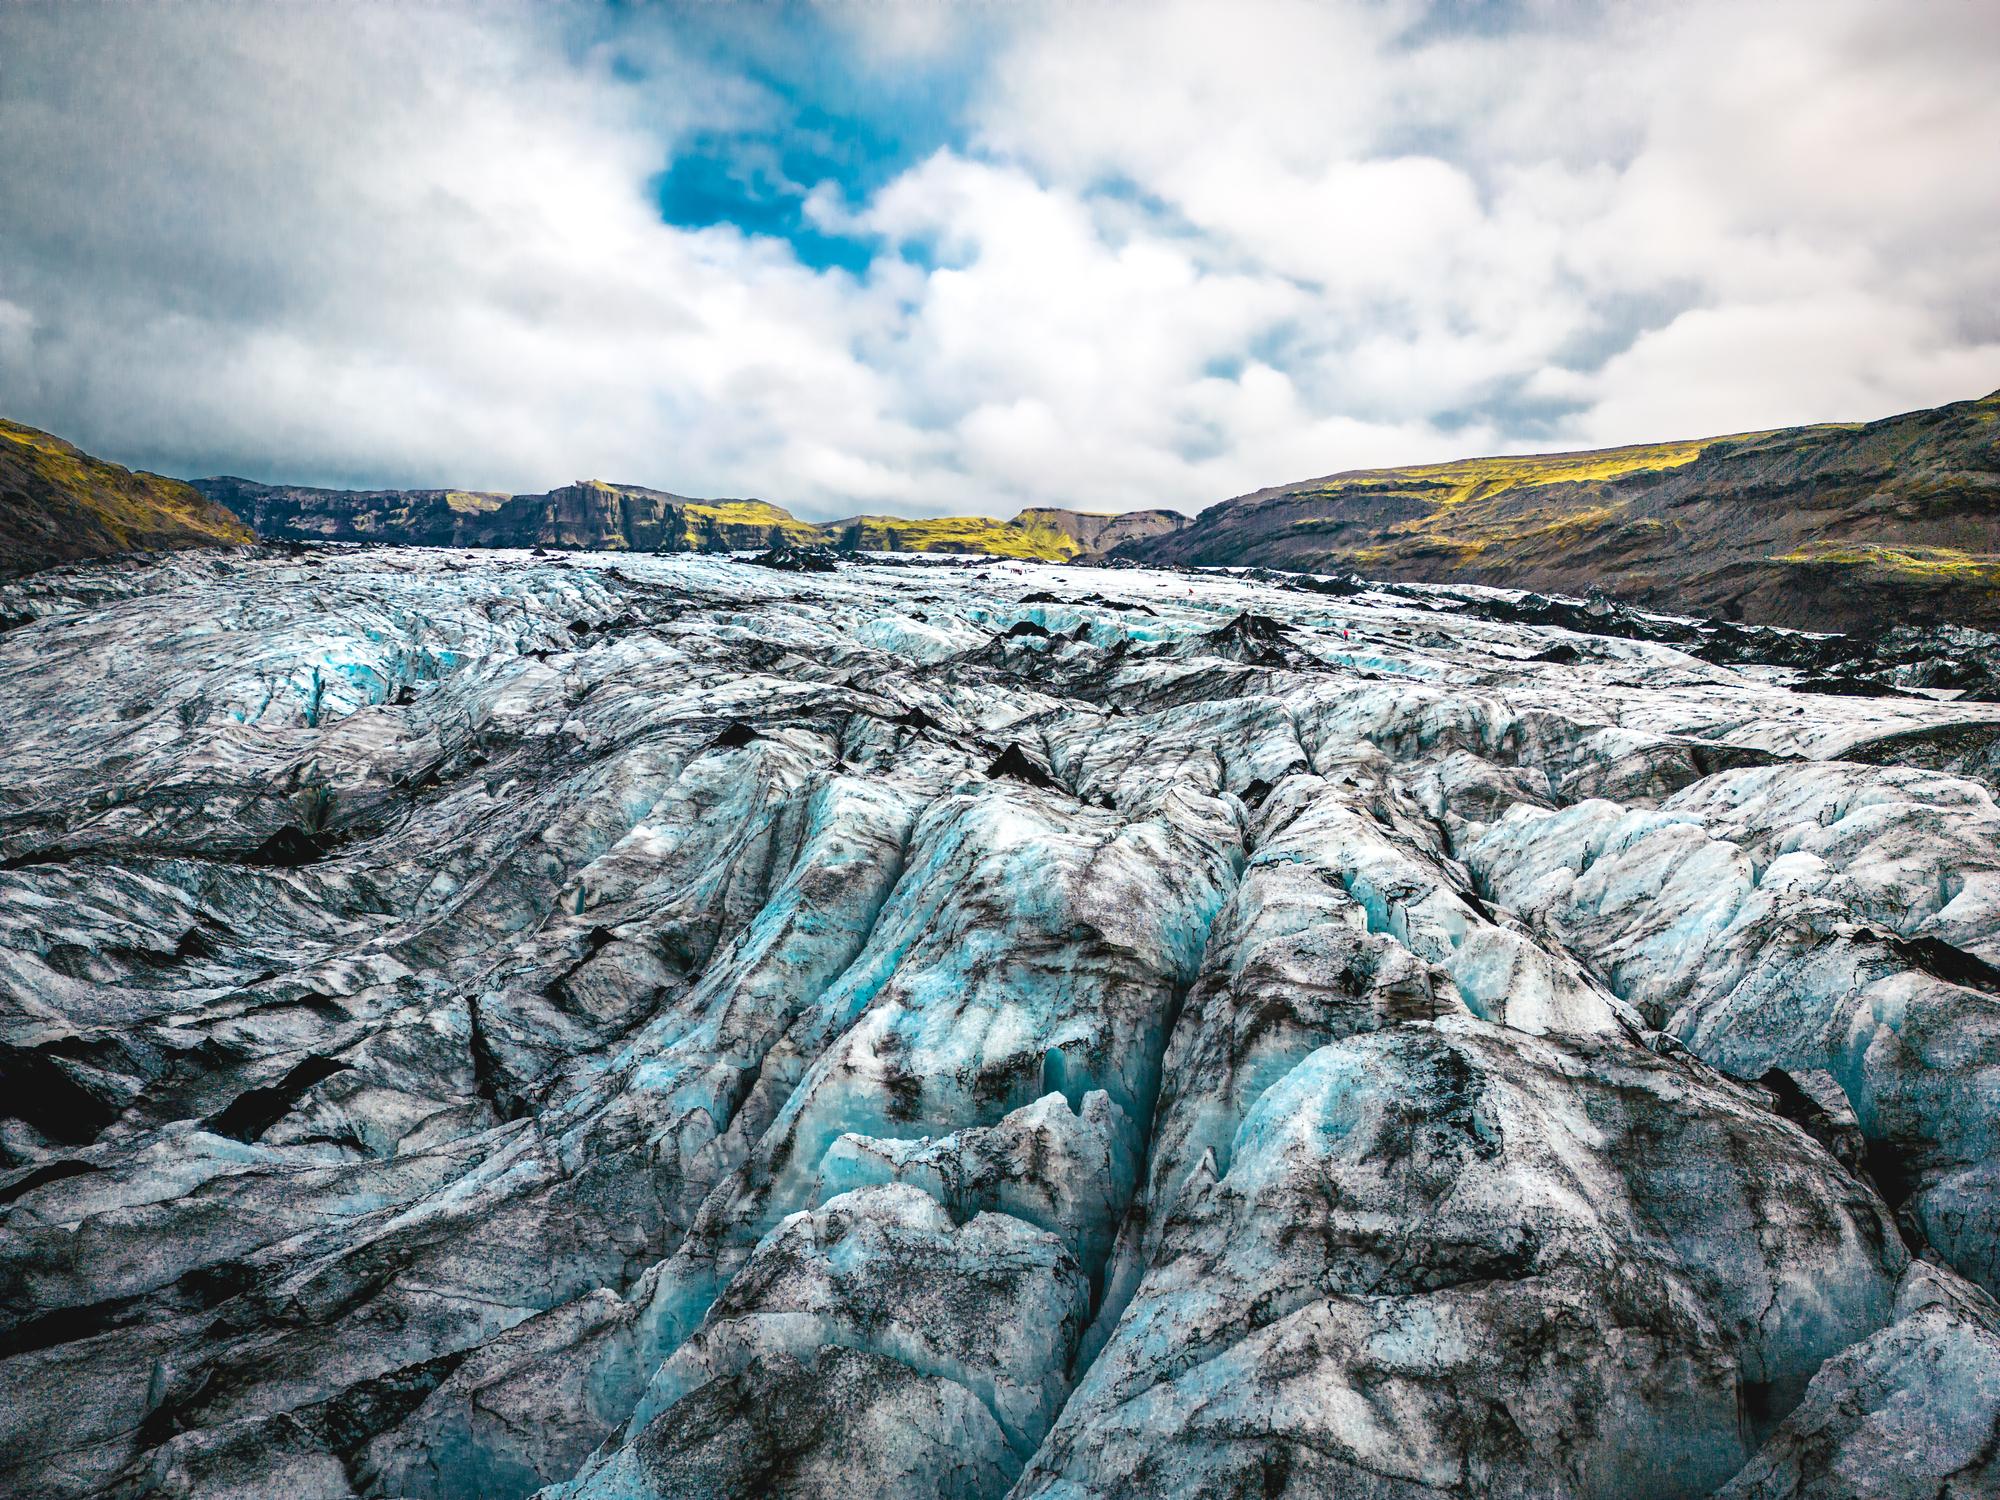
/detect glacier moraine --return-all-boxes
[3,545,1999,1499]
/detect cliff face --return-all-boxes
[819,507,1190,560]
[656,497,824,553]
[823,512,1088,559]
[1011,506,1190,554]
[1112,390,2000,633]
[536,485,821,553]
[192,477,524,545]
[199,474,1187,561]
[0,420,253,575]
[192,476,827,553]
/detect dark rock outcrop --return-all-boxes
[193,474,1190,564]
[194,476,818,554]
[1011,507,1189,557]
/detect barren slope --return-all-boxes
[1113,390,2000,632]
[0,420,253,576]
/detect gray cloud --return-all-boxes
[0,0,1995,518]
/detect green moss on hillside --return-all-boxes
[1279,434,1773,520]
[1,419,253,573]
[1777,542,2000,583]
[828,514,1081,560]
[684,500,822,542]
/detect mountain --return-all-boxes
[822,507,1188,560]
[0,418,253,576]
[197,474,1188,561]
[4,543,1999,1498]
[1110,389,2000,633]
[193,475,824,553]
[1012,506,1191,553]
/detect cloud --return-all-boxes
[973,0,2000,447]
[0,0,1994,518]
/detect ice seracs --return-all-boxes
[2,544,1998,1499]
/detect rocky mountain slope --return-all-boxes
[1110,390,2000,633]
[1013,506,1191,555]
[822,507,1188,561]
[0,419,254,577]
[191,476,824,555]
[197,475,1184,561]
[4,544,1999,1499]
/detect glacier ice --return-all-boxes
[1,544,1998,1498]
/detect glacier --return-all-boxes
[2,544,1998,1499]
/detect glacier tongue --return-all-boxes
[2,545,1999,1500]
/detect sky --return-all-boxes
[1,0,1996,521]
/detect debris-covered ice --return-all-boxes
[3,545,1998,1499]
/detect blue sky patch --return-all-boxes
[630,2,987,275]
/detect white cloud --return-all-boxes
[0,0,1993,520]
[1547,298,2000,443]
[832,0,968,64]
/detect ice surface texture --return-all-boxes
[2,546,1998,1499]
